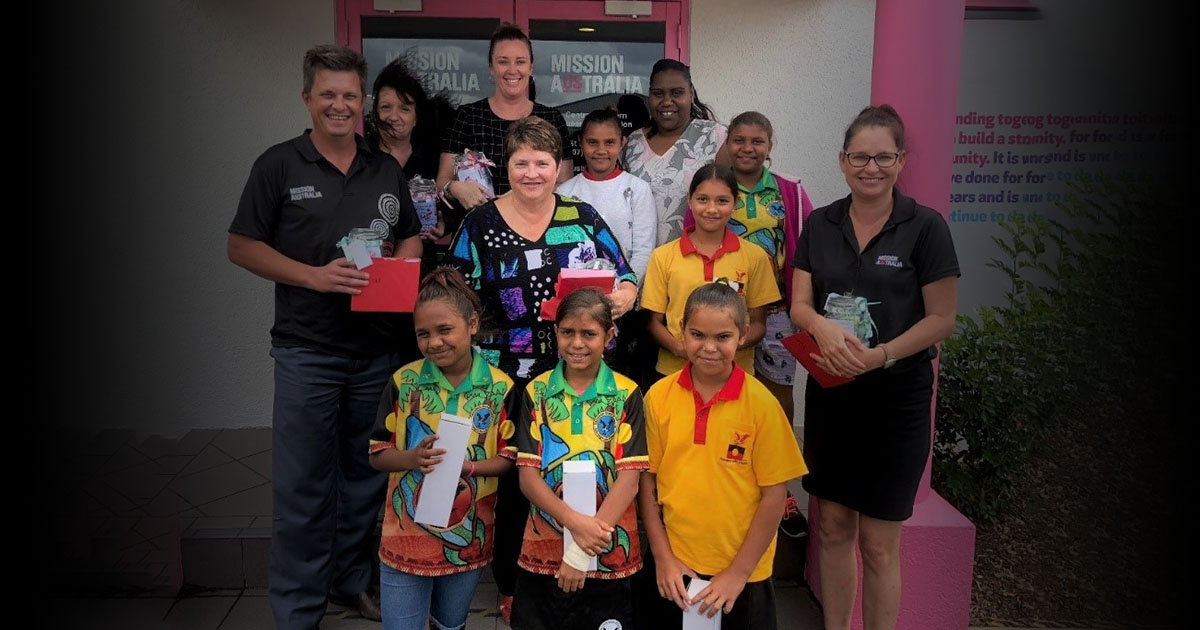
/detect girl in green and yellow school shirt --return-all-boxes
[510,288,649,630]
[368,267,518,630]
[686,112,814,421]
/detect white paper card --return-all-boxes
[347,238,374,270]
[413,413,472,528]
[682,578,721,630]
[562,459,598,571]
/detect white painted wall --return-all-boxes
[68,0,333,437]
[690,0,876,438]
[690,0,876,208]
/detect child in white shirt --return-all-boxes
[558,108,657,285]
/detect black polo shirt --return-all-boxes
[793,191,959,367]
[230,130,422,358]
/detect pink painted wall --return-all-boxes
[806,492,976,629]
[871,0,965,504]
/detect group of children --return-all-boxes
[367,108,808,630]
[562,107,811,417]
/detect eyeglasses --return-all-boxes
[844,152,901,168]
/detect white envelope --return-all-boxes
[346,238,373,270]
[562,459,598,571]
[413,413,472,528]
[682,578,721,630]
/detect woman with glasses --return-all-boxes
[789,105,960,630]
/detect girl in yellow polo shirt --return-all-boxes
[368,267,518,630]
[641,164,781,380]
[512,288,649,630]
[640,283,807,630]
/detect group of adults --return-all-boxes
[228,20,958,630]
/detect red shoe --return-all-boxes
[780,492,809,539]
[500,594,513,624]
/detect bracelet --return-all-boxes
[442,180,454,199]
[879,343,896,369]
[467,460,476,477]
[562,542,593,571]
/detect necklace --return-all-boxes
[849,203,891,252]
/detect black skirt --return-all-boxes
[801,360,934,521]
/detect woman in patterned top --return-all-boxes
[445,114,637,618]
[621,59,729,246]
[437,23,572,211]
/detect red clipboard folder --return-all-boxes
[538,269,616,321]
[780,332,854,388]
[350,257,421,312]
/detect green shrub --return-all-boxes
[933,173,1172,522]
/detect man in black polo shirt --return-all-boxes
[228,45,422,629]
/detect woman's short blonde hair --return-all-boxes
[504,115,562,165]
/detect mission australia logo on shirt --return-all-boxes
[289,185,323,201]
[875,254,904,268]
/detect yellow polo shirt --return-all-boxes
[644,364,808,582]
[640,227,781,375]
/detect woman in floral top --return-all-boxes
[621,59,728,246]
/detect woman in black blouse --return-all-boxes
[436,23,571,210]
[369,56,452,180]
[789,105,959,630]
[369,57,458,266]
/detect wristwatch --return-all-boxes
[880,343,897,369]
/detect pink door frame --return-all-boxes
[873,0,965,503]
[516,0,683,61]
[338,0,515,50]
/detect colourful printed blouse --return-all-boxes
[514,361,649,579]
[732,169,787,296]
[446,195,637,382]
[369,352,517,576]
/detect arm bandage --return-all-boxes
[562,542,594,572]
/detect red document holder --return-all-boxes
[780,332,854,388]
[538,269,617,321]
[350,257,421,312]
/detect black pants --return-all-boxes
[511,569,634,630]
[635,543,778,630]
[492,447,530,597]
[611,309,662,393]
[492,375,533,597]
[632,538,679,627]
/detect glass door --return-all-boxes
[340,0,514,103]
[521,0,679,133]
